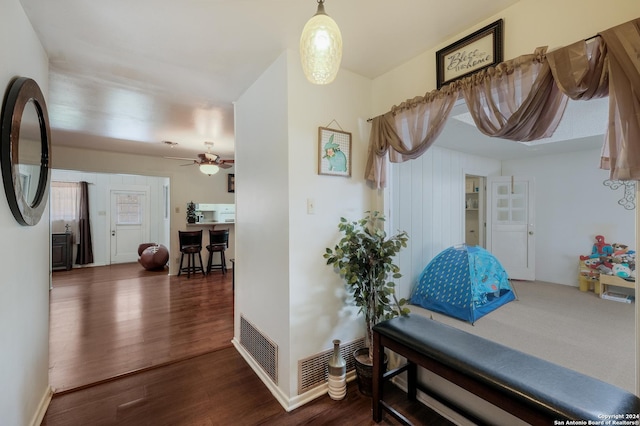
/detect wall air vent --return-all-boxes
[298,337,365,394]
[240,315,278,384]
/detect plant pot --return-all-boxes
[187,217,196,223]
[353,347,387,396]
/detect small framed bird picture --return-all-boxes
[318,127,351,177]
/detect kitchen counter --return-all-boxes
[186,221,235,226]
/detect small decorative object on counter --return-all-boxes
[186,201,197,223]
[327,339,346,400]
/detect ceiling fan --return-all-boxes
[165,142,234,175]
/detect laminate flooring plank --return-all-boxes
[50,263,234,393]
[47,263,451,425]
[43,347,453,425]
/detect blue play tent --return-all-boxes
[410,244,516,323]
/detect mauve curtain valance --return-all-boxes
[459,47,568,142]
[599,19,640,180]
[365,17,640,188]
[548,19,640,180]
[365,87,457,188]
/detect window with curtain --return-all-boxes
[50,181,80,240]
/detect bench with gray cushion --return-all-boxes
[372,315,640,425]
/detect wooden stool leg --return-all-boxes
[178,253,185,276]
[198,252,205,276]
[206,250,213,275]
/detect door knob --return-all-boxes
[111,230,115,236]
[529,231,534,235]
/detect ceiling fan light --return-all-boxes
[300,0,342,85]
[199,164,220,175]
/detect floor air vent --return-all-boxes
[298,337,365,394]
[240,315,278,384]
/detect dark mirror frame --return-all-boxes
[0,77,51,226]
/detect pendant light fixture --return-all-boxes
[199,163,220,175]
[299,0,342,85]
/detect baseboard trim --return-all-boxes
[30,385,53,426]
[231,338,355,412]
[232,338,290,410]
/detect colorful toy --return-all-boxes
[612,243,629,256]
[612,263,631,278]
[580,235,613,260]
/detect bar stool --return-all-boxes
[178,230,205,278]
[206,229,229,274]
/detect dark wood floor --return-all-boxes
[44,263,452,425]
[49,263,234,393]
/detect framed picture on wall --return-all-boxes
[436,19,504,89]
[227,173,235,193]
[318,127,351,177]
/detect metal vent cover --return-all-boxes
[240,315,278,384]
[298,337,365,394]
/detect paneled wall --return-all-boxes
[388,144,636,292]
[388,145,501,300]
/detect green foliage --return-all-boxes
[324,211,410,357]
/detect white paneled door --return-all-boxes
[109,187,150,264]
[486,176,535,281]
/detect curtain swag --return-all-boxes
[365,17,640,188]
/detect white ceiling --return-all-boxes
[441,97,609,160]
[19,0,607,162]
[18,0,527,160]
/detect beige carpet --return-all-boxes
[409,280,636,393]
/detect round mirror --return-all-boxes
[18,100,42,207]
[1,77,51,226]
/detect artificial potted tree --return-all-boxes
[186,201,197,223]
[324,211,409,395]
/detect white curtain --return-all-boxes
[50,181,80,242]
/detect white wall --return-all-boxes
[234,51,292,399]
[51,146,235,274]
[372,0,640,116]
[502,148,635,286]
[0,0,51,424]
[286,52,373,401]
[234,50,374,408]
[51,169,171,266]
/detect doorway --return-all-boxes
[464,174,485,248]
[109,186,150,264]
[486,175,536,281]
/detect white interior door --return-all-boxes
[486,176,535,280]
[109,188,150,264]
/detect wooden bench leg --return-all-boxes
[372,331,384,423]
[408,361,417,401]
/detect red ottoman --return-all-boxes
[139,244,169,270]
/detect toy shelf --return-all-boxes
[578,260,636,298]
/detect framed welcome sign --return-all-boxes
[436,19,504,89]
